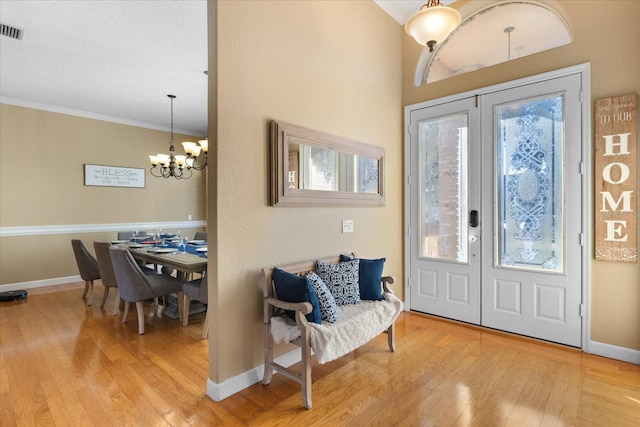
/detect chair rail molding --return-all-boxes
[0,220,207,237]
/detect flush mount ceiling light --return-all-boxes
[149,94,208,180]
[405,0,461,52]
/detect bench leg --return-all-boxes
[263,324,274,385]
[387,322,396,352]
[301,328,312,409]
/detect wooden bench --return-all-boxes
[262,255,402,409]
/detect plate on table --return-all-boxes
[196,247,208,252]
[160,233,176,239]
[147,248,178,254]
[111,240,129,244]
[128,243,145,249]
[188,240,206,245]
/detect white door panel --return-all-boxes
[480,74,583,346]
[408,97,481,324]
[407,71,584,347]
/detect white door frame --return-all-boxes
[403,63,592,353]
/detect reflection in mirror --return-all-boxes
[288,143,380,194]
[271,121,384,206]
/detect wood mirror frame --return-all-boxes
[270,120,385,207]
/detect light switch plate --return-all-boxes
[342,219,354,233]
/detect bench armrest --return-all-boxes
[267,297,312,314]
[382,276,395,294]
[266,297,312,332]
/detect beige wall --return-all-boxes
[402,0,640,350]
[211,0,403,382]
[0,104,206,285]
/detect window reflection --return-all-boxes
[289,143,379,193]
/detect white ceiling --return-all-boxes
[0,1,429,137]
[0,0,208,136]
[0,1,565,136]
[373,0,455,24]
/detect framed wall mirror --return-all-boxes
[270,120,385,207]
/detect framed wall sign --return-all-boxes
[84,164,146,188]
[594,93,638,263]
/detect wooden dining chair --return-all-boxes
[109,247,184,335]
[71,239,100,306]
[182,274,209,339]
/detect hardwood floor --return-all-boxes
[1,282,638,426]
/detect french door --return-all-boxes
[406,71,585,347]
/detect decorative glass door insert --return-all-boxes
[495,95,565,273]
[420,113,469,263]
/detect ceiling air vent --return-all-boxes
[0,23,24,40]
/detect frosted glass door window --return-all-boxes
[496,95,564,272]
[419,113,469,263]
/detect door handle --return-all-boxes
[470,210,479,228]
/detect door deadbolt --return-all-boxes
[470,210,479,228]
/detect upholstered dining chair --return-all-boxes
[71,239,100,306]
[193,231,207,241]
[93,241,119,315]
[182,274,209,339]
[95,241,159,316]
[109,246,184,335]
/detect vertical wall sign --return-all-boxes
[594,93,638,263]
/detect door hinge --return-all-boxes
[579,303,585,317]
[579,233,584,246]
[579,161,584,175]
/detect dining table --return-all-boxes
[114,238,207,279]
[113,237,208,319]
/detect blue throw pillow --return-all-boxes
[340,254,385,301]
[306,271,338,323]
[315,259,361,305]
[272,267,322,324]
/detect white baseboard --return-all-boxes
[589,340,640,365]
[1,276,81,292]
[206,349,301,402]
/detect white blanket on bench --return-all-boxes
[270,293,403,364]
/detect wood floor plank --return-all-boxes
[1,283,639,426]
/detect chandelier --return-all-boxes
[149,94,208,180]
[405,0,461,52]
